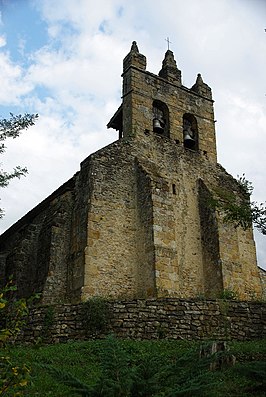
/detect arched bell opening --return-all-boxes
[183,113,198,151]
[152,100,169,137]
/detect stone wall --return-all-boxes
[0,178,75,304]
[79,133,263,301]
[20,298,265,344]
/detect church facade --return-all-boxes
[0,42,263,303]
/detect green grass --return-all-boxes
[1,338,265,396]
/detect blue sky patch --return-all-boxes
[0,0,48,63]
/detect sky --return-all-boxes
[0,0,265,269]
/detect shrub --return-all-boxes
[0,280,38,395]
[82,297,110,335]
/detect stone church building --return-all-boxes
[0,42,263,304]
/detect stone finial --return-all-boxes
[130,41,139,53]
[159,50,182,85]
[195,73,204,85]
[161,50,177,69]
[191,73,212,100]
[123,41,146,72]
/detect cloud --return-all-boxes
[0,34,6,47]
[27,35,123,100]
[0,50,34,105]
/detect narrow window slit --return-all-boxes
[172,184,176,195]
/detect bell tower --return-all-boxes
[104,41,262,301]
[108,41,217,163]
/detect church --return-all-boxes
[0,42,263,304]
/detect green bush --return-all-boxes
[82,297,110,335]
[0,280,33,395]
[220,289,238,301]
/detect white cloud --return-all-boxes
[34,0,124,28]
[27,35,123,99]
[0,51,33,105]
[0,34,6,47]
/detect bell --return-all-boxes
[153,118,164,133]
[184,132,195,148]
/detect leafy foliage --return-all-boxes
[0,357,30,397]
[36,364,92,397]
[250,201,266,235]
[38,336,221,397]
[0,280,28,346]
[0,112,38,218]
[0,166,28,190]
[41,336,135,397]
[3,339,266,396]
[0,281,35,396]
[210,174,266,235]
[0,113,38,145]
[0,280,39,396]
[82,297,110,335]
[219,288,238,301]
[235,361,266,393]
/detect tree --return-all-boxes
[211,174,266,236]
[0,112,38,218]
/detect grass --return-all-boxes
[1,338,265,396]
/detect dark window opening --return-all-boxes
[172,184,176,195]
[183,113,198,151]
[153,100,169,137]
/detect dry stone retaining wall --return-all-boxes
[20,298,265,344]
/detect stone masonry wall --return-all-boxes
[82,144,141,299]
[0,178,75,303]
[198,179,223,296]
[79,134,262,301]
[20,299,265,344]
